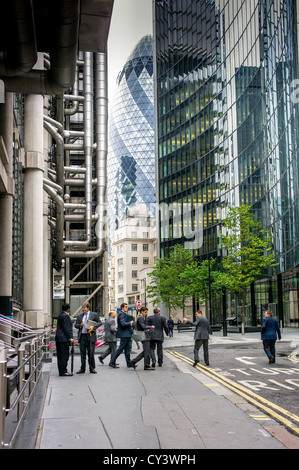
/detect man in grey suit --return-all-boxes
[147,307,169,367]
[98,311,117,364]
[183,310,212,367]
[75,301,102,374]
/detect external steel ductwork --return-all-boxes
[44,52,108,262]
[1,0,80,95]
[0,0,37,77]
[64,52,108,258]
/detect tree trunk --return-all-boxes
[241,291,246,335]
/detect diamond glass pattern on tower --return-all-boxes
[108,35,155,249]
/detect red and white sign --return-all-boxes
[135,300,143,308]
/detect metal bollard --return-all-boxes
[0,347,8,448]
[29,339,35,395]
[17,343,26,421]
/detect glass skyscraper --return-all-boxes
[108,35,155,248]
[154,0,299,327]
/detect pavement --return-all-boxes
[12,327,299,452]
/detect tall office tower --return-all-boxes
[154,0,299,326]
[108,35,156,250]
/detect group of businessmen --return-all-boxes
[55,301,170,375]
[105,303,169,371]
[55,299,282,376]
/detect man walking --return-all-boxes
[147,307,168,367]
[109,303,135,368]
[55,303,74,376]
[75,301,102,374]
[98,311,117,364]
[261,310,281,363]
[183,310,212,367]
[130,307,155,370]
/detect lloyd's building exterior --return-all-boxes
[154,0,299,327]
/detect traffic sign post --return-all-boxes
[135,300,143,308]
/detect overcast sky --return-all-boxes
[107,0,153,102]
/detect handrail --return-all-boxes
[0,314,35,349]
[0,327,51,449]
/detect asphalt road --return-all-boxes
[174,340,299,436]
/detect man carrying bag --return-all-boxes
[130,307,155,370]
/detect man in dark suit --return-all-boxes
[261,310,281,363]
[55,303,74,376]
[147,307,169,367]
[109,303,135,369]
[75,301,102,374]
[183,310,212,367]
[130,307,155,370]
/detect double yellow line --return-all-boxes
[168,350,299,437]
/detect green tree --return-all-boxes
[221,205,277,334]
[146,244,195,317]
[179,258,224,319]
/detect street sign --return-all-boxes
[135,300,143,308]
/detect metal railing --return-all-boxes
[0,315,51,449]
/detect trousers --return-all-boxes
[150,340,164,365]
[56,341,70,375]
[132,340,151,368]
[194,339,209,365]
[79,333,96,371]
[110,337,132,367]
[263,339,276,362]
[100,341,117,360]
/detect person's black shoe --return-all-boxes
[76,369,85,374]
[98,357,104,364]
[109,363,119,369]
[151,362,156,367]
[90,369,97,374]
[60,372,73,376]
[192,360,199,367]
[129,361,137,369]
[158,363,162,367]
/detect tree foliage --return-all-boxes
[178,258,224,307]
[220,205,277,330]
[146,244,196,315]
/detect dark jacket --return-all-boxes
[116,310,134,338]
[55,311,73,343]
[136,314,154,341]
[186,315,212,340]
[261,316,281,340]
[75,311,102,343]
[147,313,169,341]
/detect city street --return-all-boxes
[171,338,299,438]
[10,329,298,451]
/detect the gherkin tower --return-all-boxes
[108,35,155,249]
